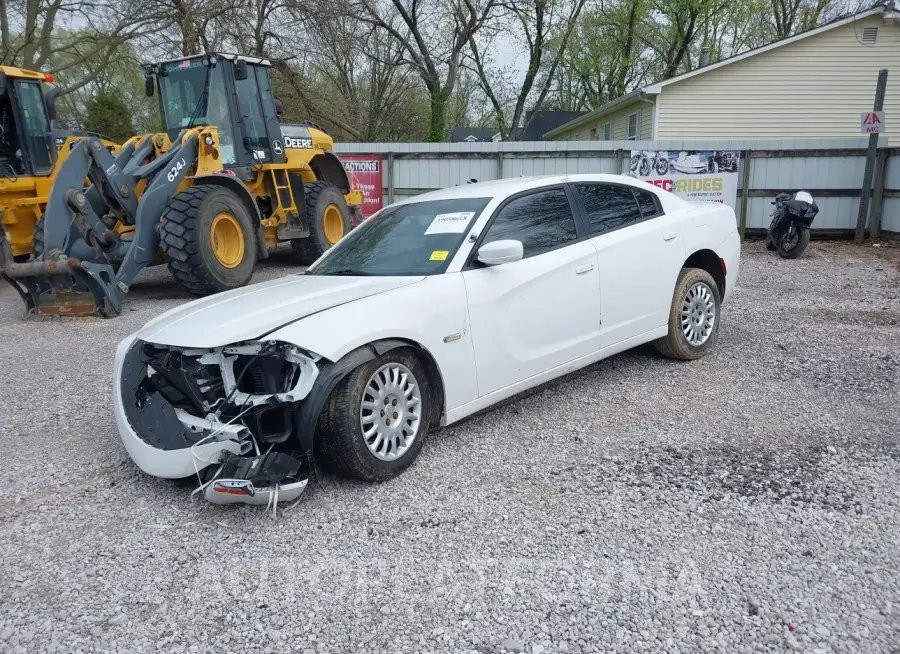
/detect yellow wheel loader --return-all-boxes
[2,53,364,318]
[0,66,118,262]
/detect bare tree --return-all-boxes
[467,0,588,137]
[344,0,500,141]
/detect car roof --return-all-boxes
[393,174,652,204]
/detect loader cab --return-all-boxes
[147,53,287,173]
[0,67,55,179]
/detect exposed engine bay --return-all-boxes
[116,337,324,513]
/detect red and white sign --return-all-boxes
[339,154,383,218]
[860,111,885,134]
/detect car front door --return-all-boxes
[572,183,685,348]
[461,186,601,397]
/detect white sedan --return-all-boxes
[113,174,740,505]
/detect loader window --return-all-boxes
[235,72,269,162]
[0,93,25,175]
[159,62,236,164]
[15,81,52,175]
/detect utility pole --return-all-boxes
[855,68,888,244]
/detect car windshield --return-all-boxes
[306,197,491,277]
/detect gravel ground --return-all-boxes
[0,241,898,654]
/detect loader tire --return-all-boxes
[291,181,351,265]
[159,185,257,296]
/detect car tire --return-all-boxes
[653,267,721,361]
[319,349,432,482]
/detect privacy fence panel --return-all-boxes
[335,139,898,238]
[882,153,900,234]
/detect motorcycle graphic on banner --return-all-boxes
[629,150,741,208]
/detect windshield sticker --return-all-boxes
[424,211,475,235]
[429,250,449,261]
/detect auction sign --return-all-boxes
[628,150,741,209]
[339,154,383,218]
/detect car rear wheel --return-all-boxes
[654,267,721,361]
[319,350,431,482]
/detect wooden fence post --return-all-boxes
[869,148,888,241]
[739,150,751,241]
[386,151,395,205]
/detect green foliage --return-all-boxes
[84,90,135,142]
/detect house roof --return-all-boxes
[517,110,588,141]
[544,1,899,139]
[450,127,497,142]
[543,88,651,138]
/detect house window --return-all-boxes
[627,112,639,140]
[590,127,598,140]
[602,122,612,140]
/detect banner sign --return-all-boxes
[628,150,741,208]
[339,154,383,218]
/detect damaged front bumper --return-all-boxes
[113,334,321,505]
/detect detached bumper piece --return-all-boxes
[205,451,309,509]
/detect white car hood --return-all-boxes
[136,274,423,348]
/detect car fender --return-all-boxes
[265,273,478,416]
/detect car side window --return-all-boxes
[482,188,578,258]
[575,184,643,235]
[634,188,663,218]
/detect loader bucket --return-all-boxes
[1,254,123,317]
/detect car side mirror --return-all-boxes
[234,59,248,80]
[144,74,154,97]
[476,240,523,266]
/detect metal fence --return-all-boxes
[335,138,900,239]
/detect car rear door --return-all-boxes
[461,186,601,396]
[571,183,685,348]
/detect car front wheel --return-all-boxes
[654,267,721,361]
[320,350,432,482]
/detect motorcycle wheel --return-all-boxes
[777,226,810,259]
[639,157,651,176]
[655,158,669,175]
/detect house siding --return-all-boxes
[656,15,900,141]
[555,101,655,141]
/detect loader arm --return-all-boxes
[2,132,201,317]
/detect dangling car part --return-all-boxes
[1,53,364,319]
[766,191,818,259]
[113,173,741,510]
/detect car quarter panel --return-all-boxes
[263,274,478,415]
[679,202,741,302]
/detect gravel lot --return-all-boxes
[1,241,898,654]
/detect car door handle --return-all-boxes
[575,263,595,275]
[664,233,678,242]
